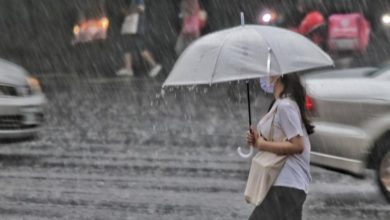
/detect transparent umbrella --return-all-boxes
[163,13,334,158]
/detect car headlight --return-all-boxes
[73,25,80,35]
[100,17,109,29]
[382,14,390,25]
[27,77,42,94]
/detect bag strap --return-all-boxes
[268,98,297,142]
[268,106,278,141]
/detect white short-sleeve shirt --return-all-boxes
[257,98,312,193]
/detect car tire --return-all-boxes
[373,136,390,202]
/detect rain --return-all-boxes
[0,0,389,219]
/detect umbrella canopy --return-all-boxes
[163,25,333,87]
[162,24,334,158]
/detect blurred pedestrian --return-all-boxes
[246,73,313,220]
[175,0,207,56]
[298,10,326,49]
[117,0,162,77]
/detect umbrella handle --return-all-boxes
[237,145,254,158]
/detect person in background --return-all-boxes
[298,10,326,49]
[117,0,162,77]
[175,0,207,56]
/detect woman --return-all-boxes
[246,73,314,220]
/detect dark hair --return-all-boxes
[268,73,315,135]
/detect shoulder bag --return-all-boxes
[244,106,288,206]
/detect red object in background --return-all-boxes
[299,11,326,47]
[305,95,313,111]
[199,18,206,29]
[310,34,325,46]
[299,11,325,35]
[327,13,370,52]
[181,15,200,37]
[288,27,299,33]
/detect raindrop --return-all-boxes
[160,89,166,98]
[188,85,196,91]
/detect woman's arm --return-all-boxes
[261,100,305,155]
[246,101,305,155]
[246,129,304,155]
[255,135,304,155]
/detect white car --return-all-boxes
[0,59,46,139]
[304,67,390,201]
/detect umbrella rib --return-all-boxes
[209,30,233,85]
[248,27,283,74]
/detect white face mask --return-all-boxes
[260,77,275,94]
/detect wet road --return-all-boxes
[0,74,389,220]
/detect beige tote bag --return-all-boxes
[244,107,287,206]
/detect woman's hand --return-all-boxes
[246,127,270,151]
[246,127,259,146]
